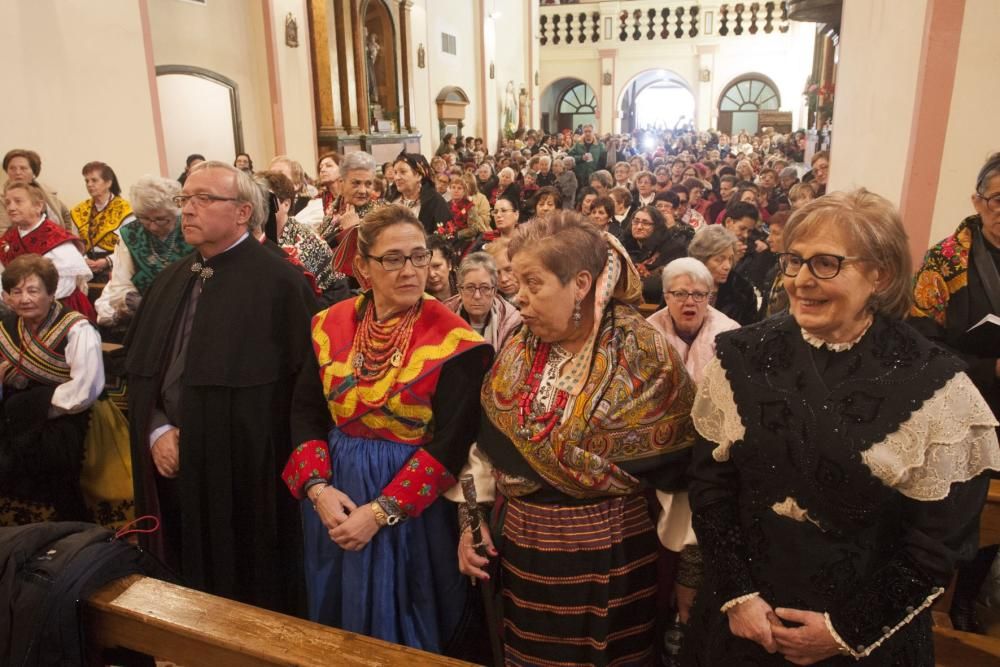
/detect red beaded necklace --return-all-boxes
[352,298,422,385]
[516,342,569,443]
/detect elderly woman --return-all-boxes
[95,176,192,329]
[624,204,688,304]
[0,255,104,525]
[70,161,134,280]
[554,156,578,209]
[684,189,999,665]
[457,212,695,665]
[490,167,520,208]
[2,182,94,320]
[688,225,758,326]
[475,162,498,199]
[443,252,521,351]
[316,151,386,281]
[388,152,451,235]
[283,204,491,652]
[1,149,73,233]
[911,152,1000,632]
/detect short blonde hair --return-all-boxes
[784,188,912,318]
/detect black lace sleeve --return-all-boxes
[827,473,991,656]
[688,434,756,605]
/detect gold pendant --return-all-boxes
[390,350,403,367]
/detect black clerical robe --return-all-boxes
[125,237,317,615]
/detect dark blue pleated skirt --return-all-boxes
[301,429,467,653]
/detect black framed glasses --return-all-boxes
[172,193,242,208]
[459,284,495,297]
[666,290,713,303]
[975,191,1000,213]
[366,249,432,271]
[777,252,866,280]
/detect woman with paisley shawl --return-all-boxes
[910,152,1000,633]
[283,204,492,653]
[0,255,103,525]
[683,190,999,666]
[457,211,696,666]
[95,176,192,329]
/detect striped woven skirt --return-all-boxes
[500,494,659,667]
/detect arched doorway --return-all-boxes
[618,70,695,134]
[717,73,781,135]
[540,77,597,134]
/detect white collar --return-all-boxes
[18,214,47,238]
[800,319,873,352]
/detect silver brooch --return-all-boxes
[191,262,215,279]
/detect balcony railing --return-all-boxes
[539,2,790,46]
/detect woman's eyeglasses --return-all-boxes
[666,290,712,303]
[459,284,495,297]
[975,191,1000,213]
[366,250,432,271]
[777,252,866,279]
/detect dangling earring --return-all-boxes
[572,299,582,328]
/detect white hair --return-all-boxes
[661,257,714,294]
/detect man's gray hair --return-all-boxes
[190,160,267,232]
[661,257,714,294]
[341,150,376,175]
[458,251,498,286]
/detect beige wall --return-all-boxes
[147,0,276,171]
[270,0,318,171]
[0,1,160,206]
[826,0,927,203]
[929,0,1000,245]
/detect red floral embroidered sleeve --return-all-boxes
[282,440,332,500]
[381,447,456,517]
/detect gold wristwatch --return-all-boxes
[370,500,390,527]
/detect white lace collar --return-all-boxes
[800,319,873,352]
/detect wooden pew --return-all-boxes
[933,626,1000,666]
[83,575,474,667]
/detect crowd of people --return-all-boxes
[0,125,997,666]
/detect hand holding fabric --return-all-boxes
[771,607,842,665]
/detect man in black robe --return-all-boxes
[125,161,317,615]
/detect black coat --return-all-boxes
[390,182,451,235]
[125,238,318,615]
[715,269,759,326]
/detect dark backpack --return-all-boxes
[0,521,172,667]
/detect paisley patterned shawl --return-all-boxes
[482,233,696,499]
[120,220,193,294]
[70,196,133,254]
[312,293,488,445]
[910,215,974,328]
[0,305,85,386]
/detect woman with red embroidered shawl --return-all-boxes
[283,204,492,653]
[0,255,103,525]
[2,182,95,321]
[457,211,696,666]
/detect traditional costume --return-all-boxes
[684,315,1000,665]
[468,238,696,666]
[125,236,318,615]
[95,219,193,326]
[70,195,133,261]
[0,216,95,321]
[316,198,387,279]
[0,304,103,525]
[283,294,491,652]
[277,216,340,292]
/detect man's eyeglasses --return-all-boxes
[667,290,712,303]
[366,250,432,271]
[975,191,1000,213]
[172,193,242,208]
[777,252,866,280]
[459,284,495,297]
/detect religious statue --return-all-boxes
[502,81,516,138]
[517,86,529,131]
[366,32,381,104]
[284,13,299,48]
